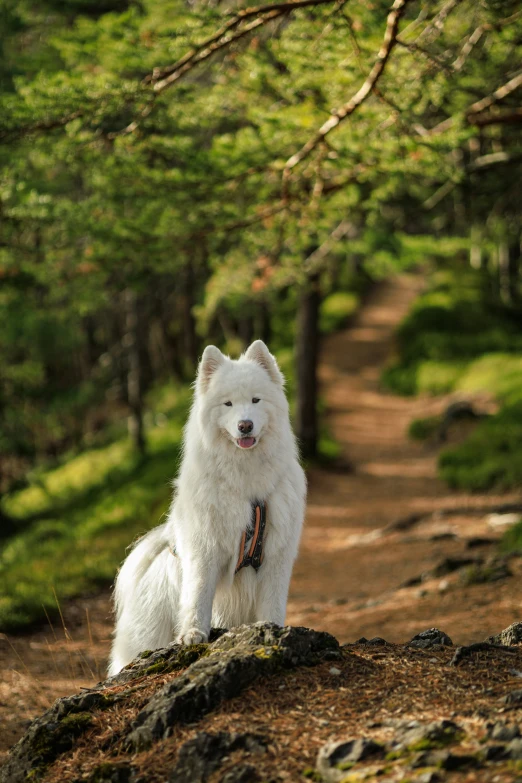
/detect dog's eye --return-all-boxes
[252,397,260,404]
[224,401,232,407]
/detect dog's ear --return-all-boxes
[197,345,225,393]
[244,340,284,386]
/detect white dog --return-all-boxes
[109,340,306,675]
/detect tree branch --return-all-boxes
[428,71,522,135]
[107,0,343,137]
[282,0,411,189]
[468,107,522,127]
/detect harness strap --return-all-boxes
[235,500,267,574]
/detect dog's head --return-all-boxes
[195,340,287,451]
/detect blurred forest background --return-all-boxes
[0,0,521,635]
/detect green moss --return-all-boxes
[142,643,209,676]
[139,649,153,659]
[407,728,465,753]
[385,750,408,761]
[302,769,323,781]
[31,710,93,770]
[459,561,510,586]
[336,761,355,771]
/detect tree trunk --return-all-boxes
[498,241,511,304]
[124,289,146,457]
[296,274,320,460]
[509,240,521,304]
[180,264,199,374]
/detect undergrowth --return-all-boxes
[383,266,522,491]
[0,385,191,631]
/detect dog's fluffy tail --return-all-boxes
[113,523,170,620]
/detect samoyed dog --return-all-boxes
[109,340,306,675]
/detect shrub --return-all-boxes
[319,292,359,334]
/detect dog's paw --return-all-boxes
[178,628,208,646]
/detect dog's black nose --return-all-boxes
[238,420,253,434]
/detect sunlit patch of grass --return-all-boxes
[438,403,522,492]
[0,384,191,631]
[500,520,522,554]
[320,292,359,334]
[456,354,522,405]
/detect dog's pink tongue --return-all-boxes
[238,437,255,449]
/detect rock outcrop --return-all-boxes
[2,621,522,783]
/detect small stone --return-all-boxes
[414,749,476,771]
[317,738,385,782]
[488,722,520,741]
[506,737,522,760]
[487,513,520,529]
[222,765,259,783]
[393,719,462,750]
[412,749,450,768]
[479,744,507,761]
[329,667,341,676]
[355,637,368,644]
[502,690,522,706]
[408,629,453,649]
[488,622,522,646]
[416,772,442,783]
[438,579,449,593]
[367,637,388,646]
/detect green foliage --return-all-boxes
[438,403,522,492]
[408,416,440,441]
[0,384,189,630]
[0,0,521,623]
[383,269,522,397]
[500,521,522,555]
[387,266,522,491]
[320,292,359,334]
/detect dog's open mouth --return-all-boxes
[237,436,256,449]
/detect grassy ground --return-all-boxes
[383,265,522,492]
[0,385,191,631]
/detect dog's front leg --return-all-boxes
[177,556,218,645]
[254,555,293,626]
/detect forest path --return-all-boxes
[1,273,521,758]
[287,274,521,642]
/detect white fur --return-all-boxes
[109,340,306,675]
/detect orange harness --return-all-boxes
[169,500,267,575]
[235,500,267,574]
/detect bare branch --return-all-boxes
[423,179,458,209]
[428,71,522,135]
[396,38,453,75]
[469,107,522,127]
[106,0,342,138]
[302,219,356,277]
[149,0,341,91]
[282,0,411,187]
[416,0,464,43]
[452,24,488,72]
[469,151,522,170]
[0,110,84,143]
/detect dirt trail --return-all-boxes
[287,274,521,642]
[1,274,521,757]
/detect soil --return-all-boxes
[1,274,521,761]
